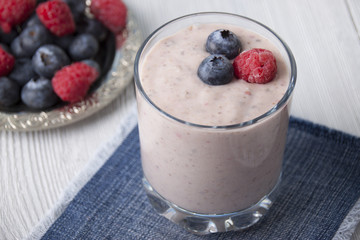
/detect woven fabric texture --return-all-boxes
[42,117,360,240]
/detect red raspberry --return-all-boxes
[36,0,75,37]
[0,46,15,76]
[90,0,127,34]
[52,62,99,102]
[233,48,277,84]
[0,0,36,33]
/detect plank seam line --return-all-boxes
[345,0,360,42]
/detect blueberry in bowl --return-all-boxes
[32,44,71,79]
[21,77,59,109]
[0,77,20,107]
[0,0,141,130]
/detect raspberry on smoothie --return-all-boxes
[233,48,277,84]
[139,23,288,126]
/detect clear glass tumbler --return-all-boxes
[134,12,296,235]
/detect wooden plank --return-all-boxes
[0,87,137,240]
[347,0,360,40]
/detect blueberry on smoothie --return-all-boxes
[206,29,241,59]
[197,54,233,85]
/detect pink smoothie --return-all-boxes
[136,23,291,214]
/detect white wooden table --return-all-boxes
[1,0,360,239]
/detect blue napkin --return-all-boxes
[41,117,360,240]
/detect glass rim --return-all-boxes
[134,12,297,130]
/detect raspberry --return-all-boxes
[233,48,277,84]
[36,0,76,37]
[0,46,15,76]
[52,62,99,102]
[90,0,127,33]
[0,0,36,33]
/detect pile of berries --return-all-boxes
[0,0,127,110]
[197,29,277,85]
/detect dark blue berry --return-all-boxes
[21,25,52,51]
[11,25,52,58]
[69,34,99,61]
[32,44,71,78]
[206,29,241,59]
[0,77,20,107]
[10,37,27,58]
[0,28,18,45]
[82,59,101,74]
[54,34,75,50]
[77,18,108,41]
[0,43,11,54]
[197,54,233,85]
[21,77,59,109]
[23,14,42,28]
[62,0,86,23]
[9,58,37,86]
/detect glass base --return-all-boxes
[143,177,280,235]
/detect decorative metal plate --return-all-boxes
[0,13,142,131]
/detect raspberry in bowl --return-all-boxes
[135,12,296,234]
[0,0,142,130]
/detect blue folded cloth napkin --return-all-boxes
[41,117,360,240]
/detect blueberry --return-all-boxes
[23,14,42,28]
[32,44,71,78]
[197,54,233,85]
[9,58,37,86]
[21,25,52,51]
[206,29,241,59]
[11,25,52,58]
[21,77,59,109]
[62,0,86,23]
[68,33,99,61]
[0,28,18,45]
[0,43,11,54]
[0,77,20,107]
[10,37,27,58]
[54,34,75,50]
[82,59,101,74]
[77,17,108,41]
